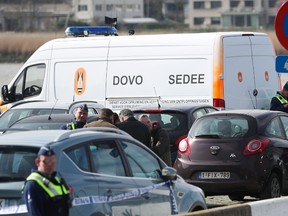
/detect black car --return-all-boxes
[174,109,288,201]
[133,105,218,164]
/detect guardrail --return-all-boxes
[179,197,288,216]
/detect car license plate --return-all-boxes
[199,172,230,179]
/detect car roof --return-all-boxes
[0,128,132,147]
[200,109,284,118]
[133,104,218,113]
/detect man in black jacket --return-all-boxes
[139,114,172,166]
[117,109,151,148]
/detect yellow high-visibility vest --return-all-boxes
[275,94,288,104]
[26,172,69,197]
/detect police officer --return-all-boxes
[270,81,288,112]
[62,104,88,129]
[22,146,71,216]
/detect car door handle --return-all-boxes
[141,193,150,200]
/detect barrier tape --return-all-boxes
[0,180,178,215]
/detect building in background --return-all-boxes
[72,0,144,25]
[0,0,283,31]
[185,0,284,29]
[0,0,70,31]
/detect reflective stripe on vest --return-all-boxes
[275,94,288,104]
[26,172,68,198]
[67,122,76,130]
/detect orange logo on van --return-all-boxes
[265,71,269,81]
[74,68,86,95]
[237,72,243,82]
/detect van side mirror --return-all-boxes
[1,85,10,101]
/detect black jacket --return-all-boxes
[117,117,151,148]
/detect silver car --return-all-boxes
[0,128,207,215]
[0,100,103,132]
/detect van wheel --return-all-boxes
[228,195,245,201]
[259,173,281,199]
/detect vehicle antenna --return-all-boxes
[154,87,161,109]
[48,99,58,120]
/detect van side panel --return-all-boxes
[106,34,215,110]
[106,59,213,110]
[51,39,110,104]
[53,61,107,104]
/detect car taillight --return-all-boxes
[178,138,191,156]
[242,139,270,156]
[175,135,187,148]
[213,98,225,110]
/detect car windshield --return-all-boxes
[134,112,188,131]
[0,108,67,130]
[0,148,37,180]
[189,115,255,138]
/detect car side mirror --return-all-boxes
[1,85,9,101]
[162,167,177,181]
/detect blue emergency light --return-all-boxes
[65,26,118,37]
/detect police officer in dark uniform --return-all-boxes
[22,146,72,216]
[62,104,88,129]
[270,81,288,112]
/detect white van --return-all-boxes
[0,31,281,112]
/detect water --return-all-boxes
[0,63,23,87]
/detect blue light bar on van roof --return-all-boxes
[65,26,118,37]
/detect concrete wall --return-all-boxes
[179,197,288,216]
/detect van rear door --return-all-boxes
[223,34,280,110]
[250,35,280,109]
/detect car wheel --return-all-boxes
[228,195,245,201]
[259,172,281,199]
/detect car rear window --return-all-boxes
[0,108,67,130]
[134,112,188,131]
[10,122,65,130]
[189,115,255,138]
[0,148,37,180]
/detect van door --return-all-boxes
[0,63,47,113]
[223,35,280,110]
[250,35,280,109]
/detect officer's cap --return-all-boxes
[78,103,88,112]
[37,146,55,156]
